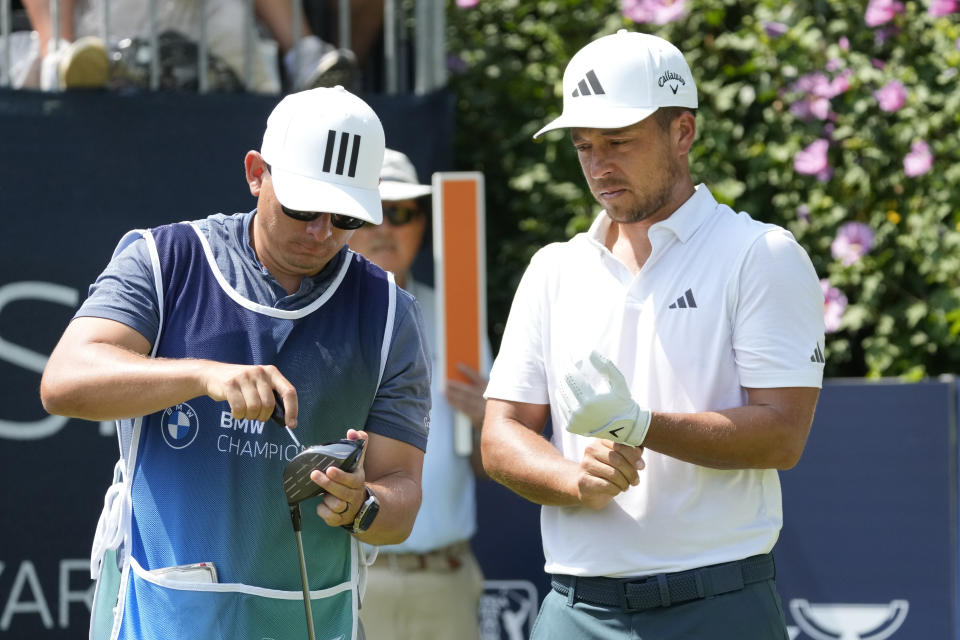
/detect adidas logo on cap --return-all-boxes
[570,70,605,97]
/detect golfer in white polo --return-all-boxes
[482,30,825,639]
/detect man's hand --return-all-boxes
[576,439,645,510]
[558,351,651,447]
[446,363,488,426]
[310,429,369,527]
[201,362,298,428]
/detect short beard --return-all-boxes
[601,159,681,224]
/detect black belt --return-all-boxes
[551,553,775,613]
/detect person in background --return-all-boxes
[349,148,488,640]
[482,30,825,639]
[15,0,356,92]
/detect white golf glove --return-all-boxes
[558,351,651,447]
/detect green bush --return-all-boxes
[447,0,960,379]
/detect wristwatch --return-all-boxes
[343,486,380,534]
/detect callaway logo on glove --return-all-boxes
[557,350,651,447]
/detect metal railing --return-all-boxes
[0,0,446,94]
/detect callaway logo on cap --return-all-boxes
[534,30,698,138]
[261,86,386,224]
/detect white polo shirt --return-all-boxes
[486,185,825,578]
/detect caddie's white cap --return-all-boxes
[534,30,698,138]
[379,149,432,202]
[261,86,385,224]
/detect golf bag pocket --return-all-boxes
[119,557,356,640]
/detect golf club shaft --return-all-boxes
[294,528,316,640]
[286,426,302,448]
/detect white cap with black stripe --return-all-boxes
[261,86,386,224]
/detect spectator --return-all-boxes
[15,0,357,92]
[349,149,489,640]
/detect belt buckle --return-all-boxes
[618,578,643,613]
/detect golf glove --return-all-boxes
[558,351,651,447]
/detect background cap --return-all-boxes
[534,30,698,138]
[261,86,385,224]
[379,148,432,201]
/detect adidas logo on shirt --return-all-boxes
[668,289,697,309]
[570,70,605,97]
[810,344,825,364]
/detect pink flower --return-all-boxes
[621,0,687,25]
[904,140,933,176]
[874,80,907,112]
[875,25,901,45]
[794,139,832,182]
[826,70,852,97]
[797,205,811,221]
[456,0,479,7]
[790,96,831,121]
[865,0,905,26]
[831,222,875,266]
[821,280,848,333]
[791,71,850,99]
[764,22,788,37]
[929,0,957,16]
[839,37,851,50]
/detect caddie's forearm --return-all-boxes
[353,472,422,546]
[41,341,211,421]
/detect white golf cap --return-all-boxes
[534,30,698,138]
[261,86,386,224]
[379,149,432,202]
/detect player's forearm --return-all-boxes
[643,392,818,470]
[41,341,210,421]
[481,417,582,507]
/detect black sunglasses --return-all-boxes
[280,205,366,230]
[381,205,421,226]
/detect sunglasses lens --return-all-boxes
[384,206,416,226]
[281,205,363,229]
[331,214,366,230]
[280,205,322,222]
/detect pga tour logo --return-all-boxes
[479,580,538,640]
[162,402,200,449]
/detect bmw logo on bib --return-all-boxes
[161,402,200,449]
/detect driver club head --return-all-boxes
[282,439,365,506]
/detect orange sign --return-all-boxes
[431,172,486,455]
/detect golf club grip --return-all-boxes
[271,390,285,425]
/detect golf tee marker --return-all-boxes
[431,172,486,457]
